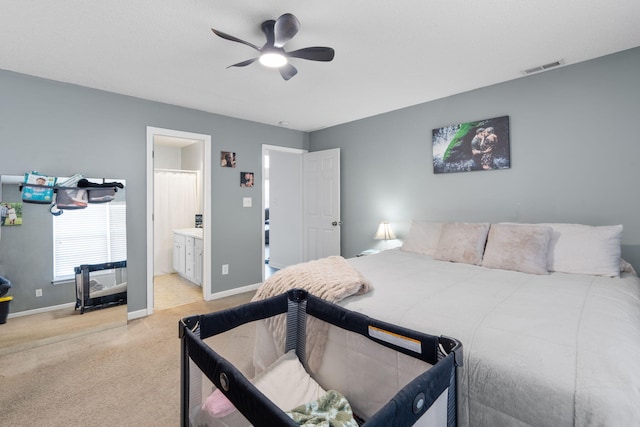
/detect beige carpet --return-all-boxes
[0,304,126,357]
[0,274,203,357]
[0,291,256,427]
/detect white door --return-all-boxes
[303,149,341,261]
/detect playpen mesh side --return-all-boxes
[186,348,256,426]
[304,295,458,426]
[180,290,462,427]
[181,294,297,427]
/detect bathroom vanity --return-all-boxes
[173,228,203,285]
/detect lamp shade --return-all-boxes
[374,221,396,240]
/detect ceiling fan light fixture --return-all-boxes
[212,13,334,79]
[259,52,287,68]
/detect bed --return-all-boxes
[253,221,640,426]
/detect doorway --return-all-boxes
[262,145,306,281]
[262,145,341,282]
[146,127,212,315]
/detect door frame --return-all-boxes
[146,127,212,316]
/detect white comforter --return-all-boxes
[335,249,640,426]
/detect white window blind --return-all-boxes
[53,202,127,281]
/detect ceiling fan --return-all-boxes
[211,13,335,81]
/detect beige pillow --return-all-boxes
[482,224,553,274]
[433,222,490,265]
[400,220,443,256]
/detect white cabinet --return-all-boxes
[184,236,195,282]
[173,229,203,286]
[173,234,186,274]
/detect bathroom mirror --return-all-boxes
[0,174,127,352]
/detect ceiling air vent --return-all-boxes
[523,59,565,75]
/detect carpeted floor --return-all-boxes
[0,304,126,357]
[0,273,202,357]
[0,291,256,427]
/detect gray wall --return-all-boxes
[0,70,306,314]
[309,47,640,270]
[0,183,59,311]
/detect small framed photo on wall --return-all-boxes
[220,151,236,168]
[240,172,254,187]
[1,202,23,226]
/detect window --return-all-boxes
[53,201,126,281]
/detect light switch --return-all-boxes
[243,197,252,207]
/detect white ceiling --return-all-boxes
[1,1,639,132]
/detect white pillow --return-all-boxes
[540,223,623,277]
[201,350,325,419]
[620,258,637,276]
[433,222,490,265]
[400,220,443,256]
[482,224,553,275]
[251,350,326,411]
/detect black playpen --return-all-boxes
[180,289,462,426]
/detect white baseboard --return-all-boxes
[127,308,149,321]
[8,302,76,318]
[8,284,260,321]
[269,262,287,270]
[208,283,261,300]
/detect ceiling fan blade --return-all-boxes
[287,47,335,62]
[211,28,261,51]
[261,20,275,48]
[274,13,300,48]
[227,58,258,68]
[279,63,298,81]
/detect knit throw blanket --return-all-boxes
[252,256,373,372]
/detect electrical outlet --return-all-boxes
[222,264,229,275]
[35,289,43,297]
[243,197,252,207]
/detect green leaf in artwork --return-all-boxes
[443,121,480,162]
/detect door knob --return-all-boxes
[331,220,343,227]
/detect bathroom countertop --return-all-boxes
[173,228,203,239]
